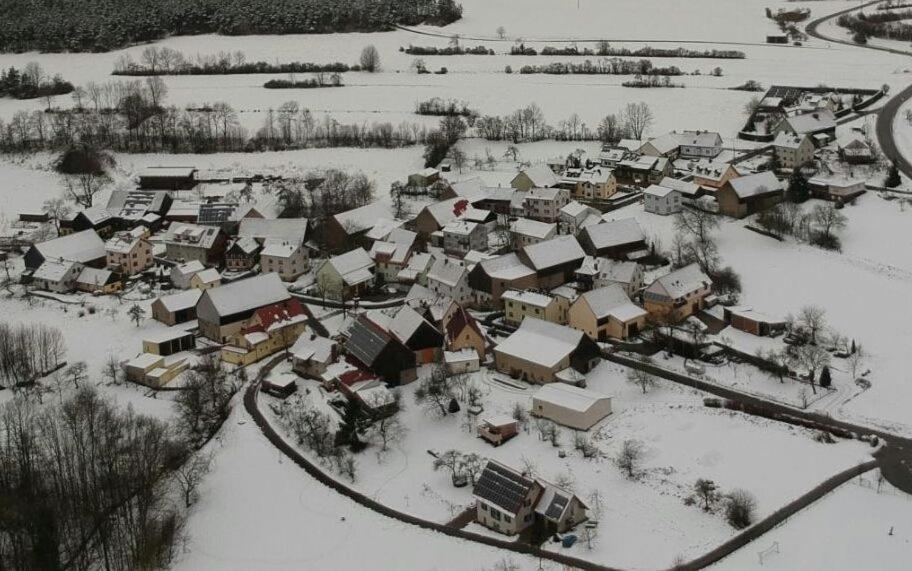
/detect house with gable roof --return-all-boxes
[643,263,712,323]
[517,235,586,290]
[717,170,784,218]
[569,284,647,340]
[196,273,293,343]
[511,165,560,191]
[314,248,376,300]
[494,317,600,384]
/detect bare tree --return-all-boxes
[64,361,88,388]
[812,203,847,240]
[496,26,507,39]
[360,45,381,72]
[175,451,212,508]
[795,305,826,345]
[848,344,866,379]
[694,478,718,510]
[617,439,644,479]
[128,303,146,327]
[789,343,830,394]
[62,172,109,208]
[627,366,657,394]
[621,101,654,139]
[41,197,71,233]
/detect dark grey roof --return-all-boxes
[542,491,570,520]
[345,317,390,367]
[473,461,536,515]
[198,202,238,225]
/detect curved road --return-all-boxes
[805,0,912,177]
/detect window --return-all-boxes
[490,509,501,521]
[480,503,487,512]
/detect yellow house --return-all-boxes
[559,168,617,200]
[568,285,647,341]
[220,302,309,366]
[125,353,188,387]
[190,267,222,290]
[502,290,562,326]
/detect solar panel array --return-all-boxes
[474,462,534,514]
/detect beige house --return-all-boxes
[443,305,487,358]
[189,268,221,290]
[105,228,153,276]
[511,218,557,249]
[569,284,647,341]
[502,290,562,326]
[523,187,571,223]
[314,248,375,301]
[511,165,560,191]
[261,241,309,282]
[290,333,338,377]
[691,161,739,190]
[558,167,617,200]
[773,132,815,169]
[494,317,600,384]
[532,383,613,430]
[644,263,712,324]
[196,273,293,343]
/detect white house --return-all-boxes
[644,184,682,215]
[426,256,473,305]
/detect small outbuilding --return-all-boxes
[477,416,519,446]
[142,329,196,356]
[532,383,613,430]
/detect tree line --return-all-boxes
[0,62,73,101]
[0,322,65,387]
[113,47,356,76]
[472,101,655,143]
[0,0,463,53]
[0,78,433,154]
[838,9,912,42]
[516,58,685,76]
[402,44,494,55]
[415,97,475,117]
[509,42,744,59]
[264,74,344,89]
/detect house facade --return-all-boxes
[643,263,712,323]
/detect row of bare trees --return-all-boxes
[0,388,186,570]
[474,101,654,143]
[0,322,65,388]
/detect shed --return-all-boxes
[142,329,196,356]
[532,383,612,430]
[477,416,519,446]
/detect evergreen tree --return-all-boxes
[819,365,832,388]
[885,163,902,188]
[335,400,368,452]
[787,168,810,202]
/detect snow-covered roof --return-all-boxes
[448,177,486,202]
[423,198,469,227]
[387,305,435,344]
[332,202,392,234]
[772,131,808,150]
[521,235,585,271]
[677,130,722,148]
[33,259,79,282]
[495,317,585,368]
[193,267,221,284]
[260,241,300,258]
[476,253,536,281]
[427,257,468,288]
[33,230,105,264]
[726,171,783,199]
[642,133,680,155]
[327,248,375,285]
[510,218,556,239]
[583,218,645,250]
[229,237,261,255]
[644,184,677,198]
[560,200,594,219]
[502,289,554,308]
[578,284,646,322]
[533,382,610,413]
[598,259,639,284]
[139,166,196,178]
[164,223,221,249]
[238,218,308,245]
[78,206,113,226]
[647,263,711,299]
[290,333,337,363]
[232,196,281,221]
[105,228,146,254]
[76,267,114,287]
[202,273,290,317]
[444,348,479,364]
[781,109,836,134]
[155,288,203,312]
[365,218,406,241]
[515,165,560,188]
[526,187,566,202]
[106,190,169,220]
[172,260,205,277]
[691,160,734,182]
[442,219,480,237]
[460,206,495,224]
[658,176,701,197]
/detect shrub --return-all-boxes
[725,489,757,529]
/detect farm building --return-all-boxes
[532,383,613,430]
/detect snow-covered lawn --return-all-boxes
[711,474,912,571]
[173,402,545,571]
[261,358,871,570]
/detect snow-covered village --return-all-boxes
[1,0,912,570]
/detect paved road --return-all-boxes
[876,83,912,179]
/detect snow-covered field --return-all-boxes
[711,473,912,571]
[261,358,871,570]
